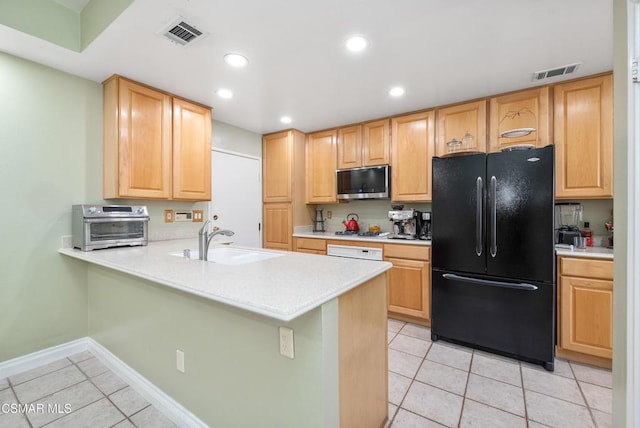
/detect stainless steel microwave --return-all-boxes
[336,165,390,200]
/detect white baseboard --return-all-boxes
[86,338,207,428]
[0,338,87,379]
[0,338,207,428]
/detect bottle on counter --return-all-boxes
[582,221,593,247]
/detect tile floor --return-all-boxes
[0,323,613,428]
[0,351,177,428]
[386,319,613,428]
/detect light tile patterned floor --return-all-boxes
[0,351,177,428]
[387,318,613,428]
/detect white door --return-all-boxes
[210,149,262,247]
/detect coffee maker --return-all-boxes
[555,202,583,245]
[417,211,432,240]
[388,206,418,239]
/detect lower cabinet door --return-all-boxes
[385,257,430,321]
[560,276,613,358]
[263,203,292,250]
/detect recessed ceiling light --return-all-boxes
[345,36,368,52]
[217,89,233,99]
[389,87,405,97]
[280,116,292,124]
[224,53,249,67]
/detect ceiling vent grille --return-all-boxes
[158,17,208,46]
[532,63,581,81]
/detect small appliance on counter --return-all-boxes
[342,213,360,233]
[417,211,432,240]
[72,204,149,251]
[555,202,583,245]
[388,205,418,239]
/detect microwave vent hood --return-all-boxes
[336,165,390,200]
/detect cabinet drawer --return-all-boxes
[295,238,326,251]
[384,244,430,261]
[560,257,613,280]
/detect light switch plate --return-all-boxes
[192,210,204,222]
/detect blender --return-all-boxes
[555,203,583,245]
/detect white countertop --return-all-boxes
[59,239,392,322]
[293,231,431,246]
[555,245,614,260]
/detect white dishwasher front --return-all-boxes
[326,244,383,261]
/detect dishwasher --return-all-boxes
[326,244,383,261]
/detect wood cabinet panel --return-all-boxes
[560,257,613,280]
[263,203,292,250]
[385,258,430,321]
[384,244,430,261]
[337,125,362,169]
[306,129,337,203]
[554,74,613,199]
[489,87,551,153]
[263,131,293,202]
[391,111,435,202]
[560,276,613,358]
[172,98,212,200]
[363,119,390,166]
[436,100,487,155]
[294,237,327,252]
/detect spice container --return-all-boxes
[581,221,593,247]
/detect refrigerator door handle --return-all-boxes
[476,177,483,256]
[490,175,497,258]
[442,273,539,291]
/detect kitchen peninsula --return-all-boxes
[59,239,392,428]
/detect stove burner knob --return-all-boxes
[88,207,97,214]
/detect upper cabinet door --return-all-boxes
[263,131,293,202]
[391,111,435,202]
[116,78,172,199]
[363,119,390,166]
[337,125,362,169]
[436,100,487,156]
[306,129,337,203]
[489,87,551,153]
[172,98,212,201]
[554,74,613,199]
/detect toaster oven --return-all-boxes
[72,204,149,251]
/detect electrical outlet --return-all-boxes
[327,210,332,219]
[176,349,185,373]
[192,210,204,222]
[279,327,295,359]
[164,210,174,223]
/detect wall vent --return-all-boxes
[532,63,581,81]
[158,17,208,46]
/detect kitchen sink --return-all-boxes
[169,246,284,265]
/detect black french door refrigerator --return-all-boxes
[431,145,555,371]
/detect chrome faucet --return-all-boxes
[198,220,211,260]
[203,229,235,261]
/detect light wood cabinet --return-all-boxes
[172,98,212,200]
[262,130,312,251]
[436,100,487,155]
[554,74,613,199]
[337,125,362,170]
[337,119,390,169]
[306,129,337,203]
[391,111,435,202]
[103,75,211,201]
[558,256,613,364]
[384,244,431,325]
[489,87,551,153]
[293,237,327,255]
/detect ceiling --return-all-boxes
[0,0,613,135]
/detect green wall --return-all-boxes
[0,51,101,361]
[88,265,338,427]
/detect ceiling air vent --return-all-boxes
[158,17,208,46]
[532,63,581,81]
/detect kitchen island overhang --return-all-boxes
[60,239,391,428]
